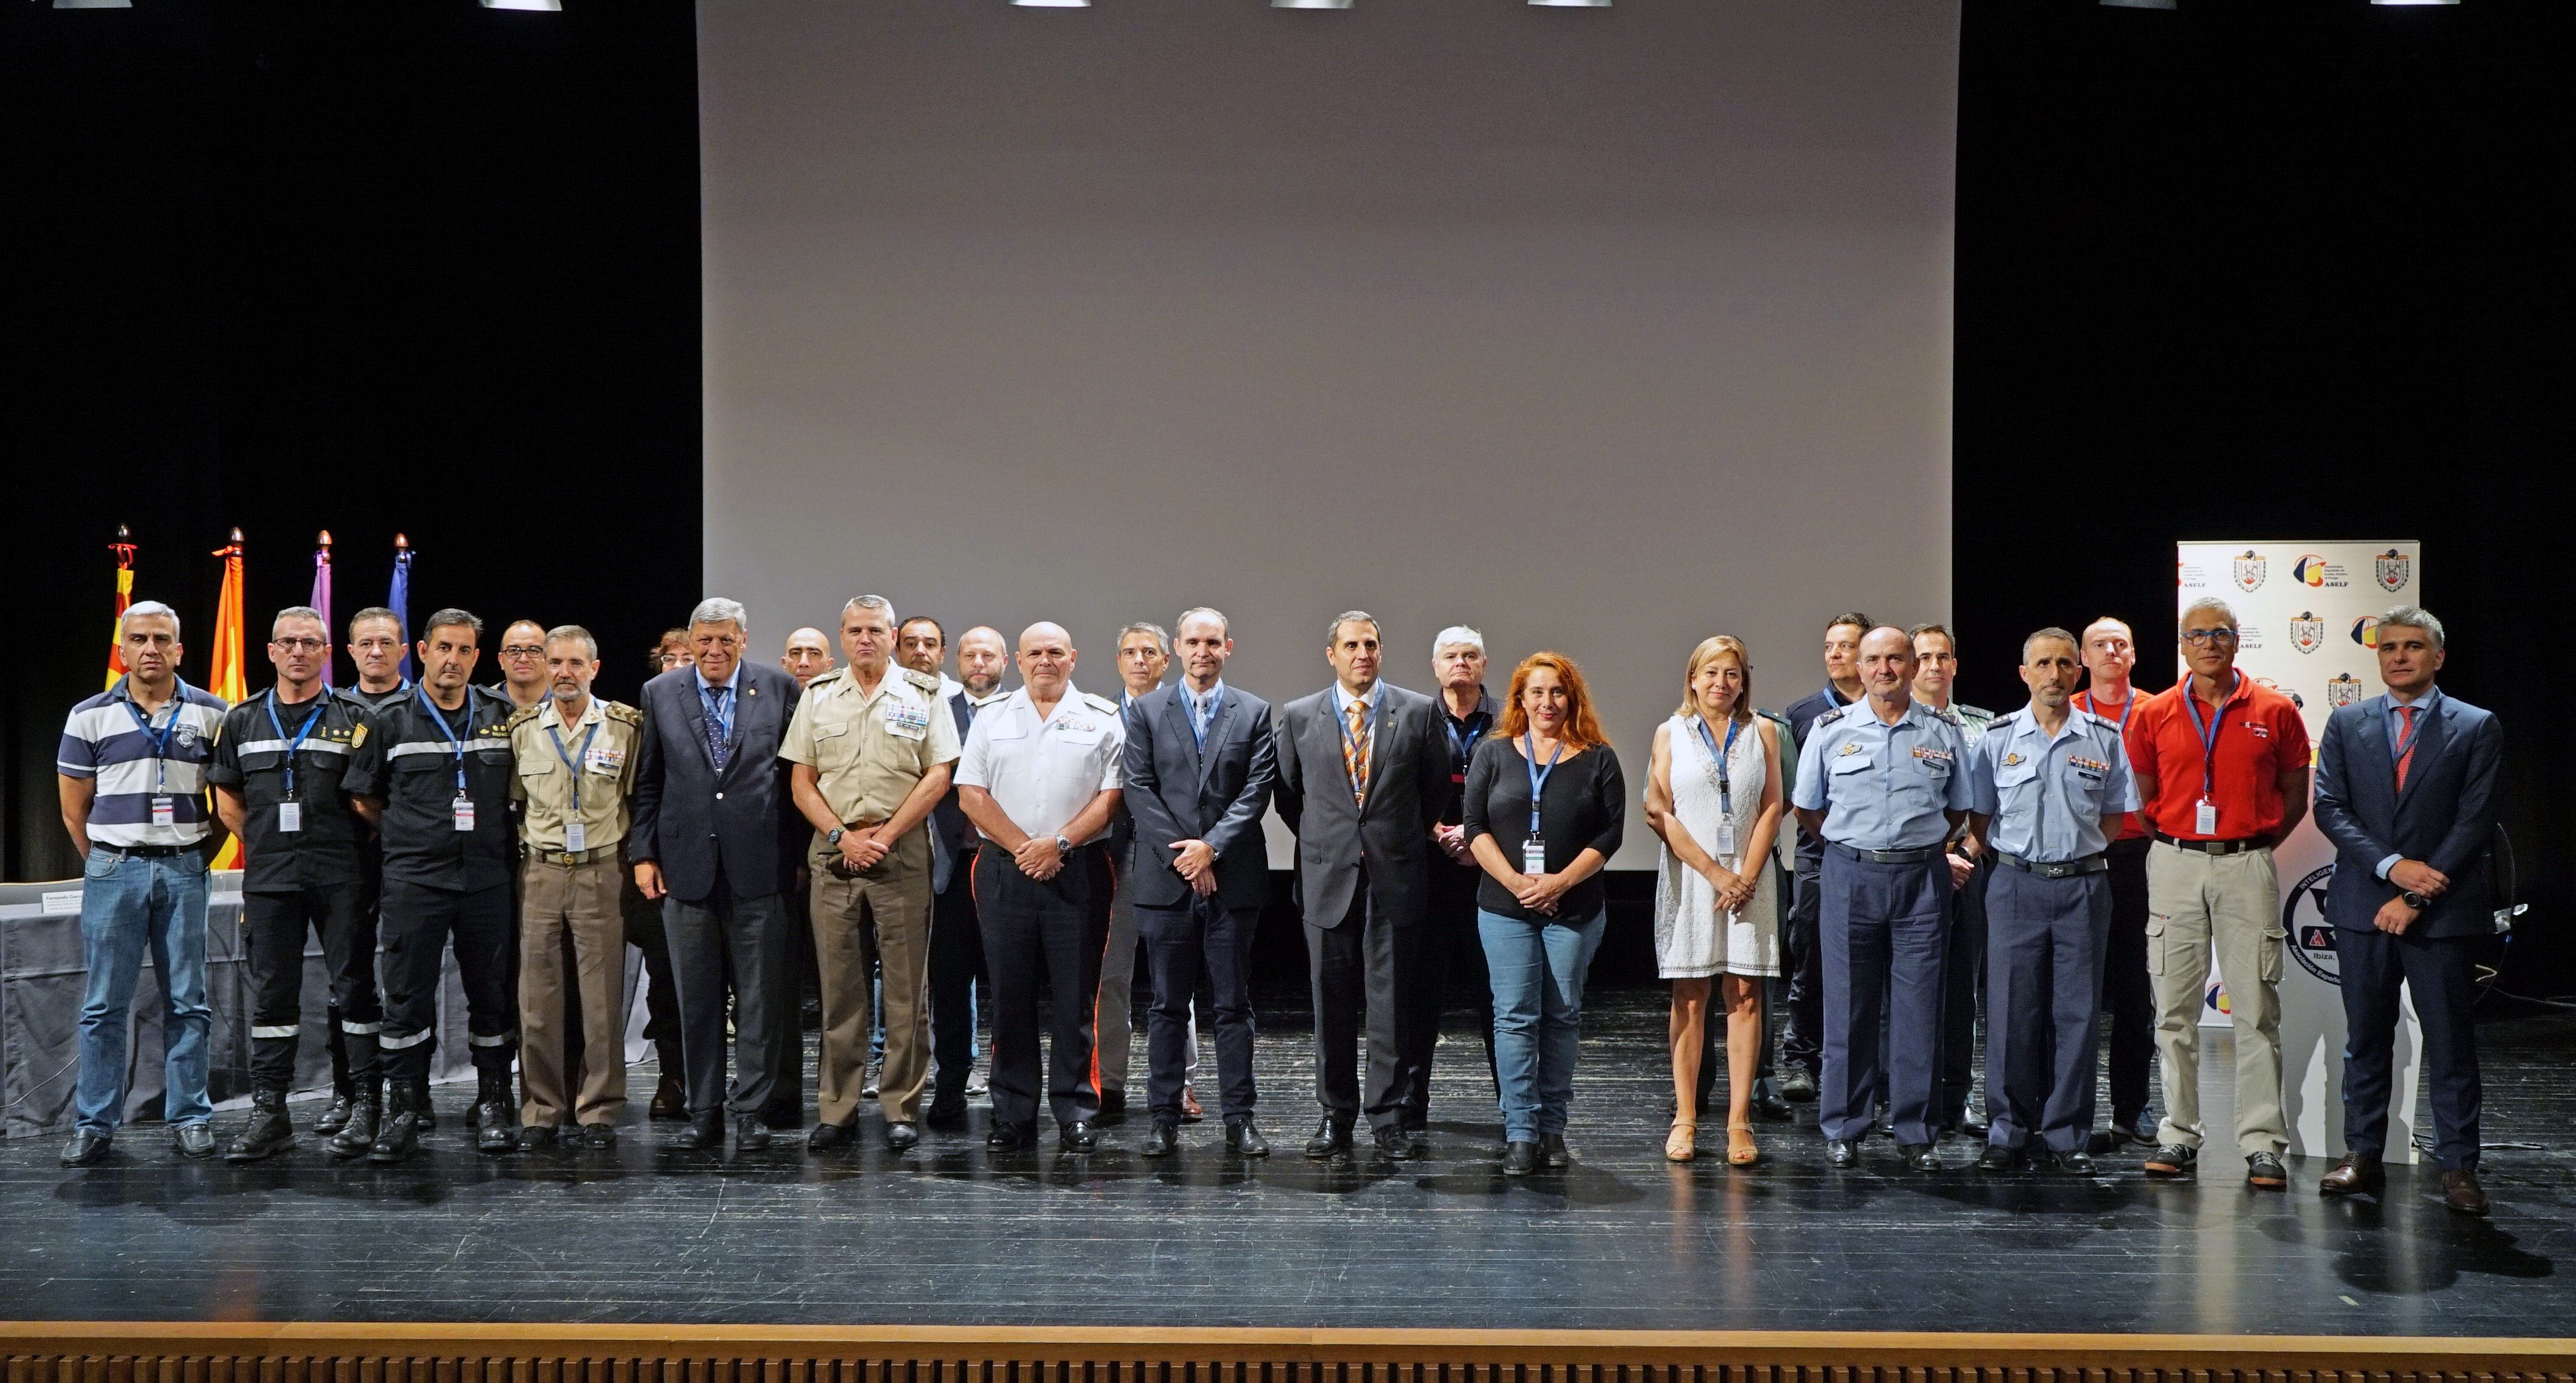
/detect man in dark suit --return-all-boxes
[2312,603,2501,1216]
[629,597,805,1153]
[1274,609,1450,1162]
[914,620,1003,1127]
[1122,608,1278,1158]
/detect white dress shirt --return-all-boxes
[954,682,1126,843]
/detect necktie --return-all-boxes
[2393,704,2419,793]
[1191,692,1214,749]
[703,687,734,774]
[1344,699,1370,806]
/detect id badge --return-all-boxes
[564,822,587,854]
[278,801,303,833]
[453,795,476,832]
[151,795,176,828]
[1716,820,1737,857]
[1521,836,1547,876]
[2194,798,2218,836]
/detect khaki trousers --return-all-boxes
[812,823,934,1125]
[2145,840,2286,1156]
[519,853,627,1127]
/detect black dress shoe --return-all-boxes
[1406,1127,1432,1159]
[1369,1127,1408,1164]
[807,1120,855,1151]
[1780,1067,1818,1102]
[885,1121,920,1152]
[580,1123,617,1150]
[925,1099,968,1130]
[1955,1115,1991,1141]
[1750,1079,1794,1123]
[1140,1120,1179,1158]
[1227,1119,1270,1158]
[517,1125,559,1150]
[1304,1117,1352,1159]
[1538,1133,1570,1169]
[2048,1148,2096,1175]
[1059,1120,1098,1153]
[987,1122,1033,1151]
[173,1122,216,1159]
[733,1116,772,1152]
[1900,1142,1942,1172]
[315,1091,356,1138]
[1976,1143,2024,1174]
[672,1112,724,1150]
[1095,1088,1128,1127]
[1823,1138,1860,1169]
[60,1130,112,1167]
[1501,1140,1539,1176]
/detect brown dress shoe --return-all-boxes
[2443,1169,2490,1217]
[2318,1153,2385,1196]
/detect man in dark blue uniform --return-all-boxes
[1775,612,1870,1103]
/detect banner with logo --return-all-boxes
[2176,538,2422,1161]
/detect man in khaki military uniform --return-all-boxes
[509,624,645,1148]
[784,595,962,1152]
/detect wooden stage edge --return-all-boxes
[5,1324,2574,1382]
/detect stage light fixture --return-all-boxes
[52,0,135,9]
[1275,0,1354,8]
[1530,0,1611,6]
[1012,0,1092,7]
[2370,1,2459,5]
[480,0,563,9]
[2100,0,2177,9]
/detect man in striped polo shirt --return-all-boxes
[54,600,233,1168]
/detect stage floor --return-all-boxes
[3,992,2567,1333]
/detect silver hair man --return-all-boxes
[690,597,749,633]
[122,600,181,640]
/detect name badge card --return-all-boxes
[278,801,303,833]
[1522,835,1547,876]
[565,822,587,854]
[453,795,476,832]
[1716,820,1736,856]
[2194,798,2218,836]
[151,795,176,828]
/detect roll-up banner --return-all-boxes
[2175,540,2423,1162]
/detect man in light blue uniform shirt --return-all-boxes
[1791,625,1973,1172]
[1964,627,2139,1175]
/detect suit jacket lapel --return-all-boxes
[2394,696,2449,812]
[1193,690,1230,791]
[2353,698,2395,826]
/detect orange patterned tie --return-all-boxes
[1344,699,1370,806]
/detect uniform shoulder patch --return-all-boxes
[505,704,540,731]
[900,668,942,694]
[349,721,368,749]
[804,668,844,690]
[1081,692,1120,714]
[1815,707,1848,727]
[603,700,643,726]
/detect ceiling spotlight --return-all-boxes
[1012,0,1092,7]
[481,0,563,9]
[2370,1,2459,5]
[2100,0,2177,9]
[1529,0,1610,7]
[1275,0,1354,8]
[53,0,135,8]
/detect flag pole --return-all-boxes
[105,524,137,691]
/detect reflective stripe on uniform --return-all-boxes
[467,1029,518,1047]
[235,739,352,756]
[379,1028,434,1050]
[339,1019,383,1035]
[386,740,504,759]
[250,1024,301,1039]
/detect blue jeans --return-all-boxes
[75,846,214,1134]
[1479,907,1606,1143]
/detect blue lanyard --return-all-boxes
[1335,690,1380,797]
[121,679,191,793]
[546,711,600,817]
[2178,676,2234,798]
[699,678,738,746]
[1446,710,1487,766]
[1523,731,1565,837]
[413,685,473,797]
[264,693,327,799]
[1691,714,1742,814]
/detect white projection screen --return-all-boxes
[699,0,1958,868]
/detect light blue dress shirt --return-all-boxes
[1967,704,2141,862]
[1790,698,1974,851]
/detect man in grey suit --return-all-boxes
[1274,609,1451,1162]
[630,597,805,1153]
[1123,608,1278,1158]
[2312,603,2502,1215]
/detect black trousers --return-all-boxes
[976,843,1108,1130]
[377,878,516,1085]
[1306,875,1414,1134]
[1780,860,1824,1075]
[1936,855,1992,1127]
[620,874,683,1064]
[2100,837,2154,1125]
[2335,925,2482,1170]
[930,848,988,1102]
[1397,859,1495,1126]
[242,881,382,1090]
[1139,894,1258,1122]
[665,876,792,1118]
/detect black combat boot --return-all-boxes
[472,1068,518,1154]
[330,1082,382,1159]
[369,1082,425,1163]
[223,1087,297,1162]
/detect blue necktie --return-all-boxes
[703,687,734,773]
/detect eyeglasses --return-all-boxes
[501,646,546,658]
[2181,628,2239,647]
[270,637,328,652]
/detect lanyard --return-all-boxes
[1446,710,1487,766]
[546,712,600,818]
[121,679,190,792]
[2078,690,2133,734]
[1335,690,1380,798]
[264,693,326,799]
[1523,731,1566,837]
[699,677,738,746]
[414,684,473,797]
[1691,714,1742,815]
[2178,675,2235,798]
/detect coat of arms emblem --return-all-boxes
[2374,548,2411,592]
[2326,673,2365,709]
[2289,613,2324,654]
[2233,549,2267,591]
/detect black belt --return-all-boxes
[1995,849,2108,879]
[2154,832,2267,857]
[93,842,196,859]
[1828,842,1943,865]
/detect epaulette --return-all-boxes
[900,667,942,694]
[602,700,643,726]
[1081,692,1120,715]
[1815,707,1848,728]
[1960,703,1995,722]
[804,668,846,691]
[505,704,541,732]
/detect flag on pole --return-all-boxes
[104,525,137,690]
[391,532,416,682]
[312,530,335,687]
[208,528,248,871]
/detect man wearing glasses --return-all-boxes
[495,620,552,712]
[2124,597,2311,1190]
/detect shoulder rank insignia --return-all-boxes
[804,668,844,690]
[603,701,643,726]
[1816,707,1848,727]
[900,668,942,693]
[1081,692,1120,715]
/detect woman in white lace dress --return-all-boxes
[1644,636,1783,1165]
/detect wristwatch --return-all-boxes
[1055,834,1075,856]
[2401,888,2429,910]
[826,827,846,847]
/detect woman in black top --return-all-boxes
[1463,651,1626,1175]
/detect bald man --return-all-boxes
[927,625,1009,1122]
[783,628,835,688]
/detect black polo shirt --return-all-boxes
[344,684,518,891]
[1436,692,1498,827]
[343,681,413,715]
[206,688,371,893]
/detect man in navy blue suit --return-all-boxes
[1121,608,1278,1158]
[2311,604,2501,1215]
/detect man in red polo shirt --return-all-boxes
[2124,596,2310,1190]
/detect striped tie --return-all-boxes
[1344,700,1370,806]
[2393,704,2419,794]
